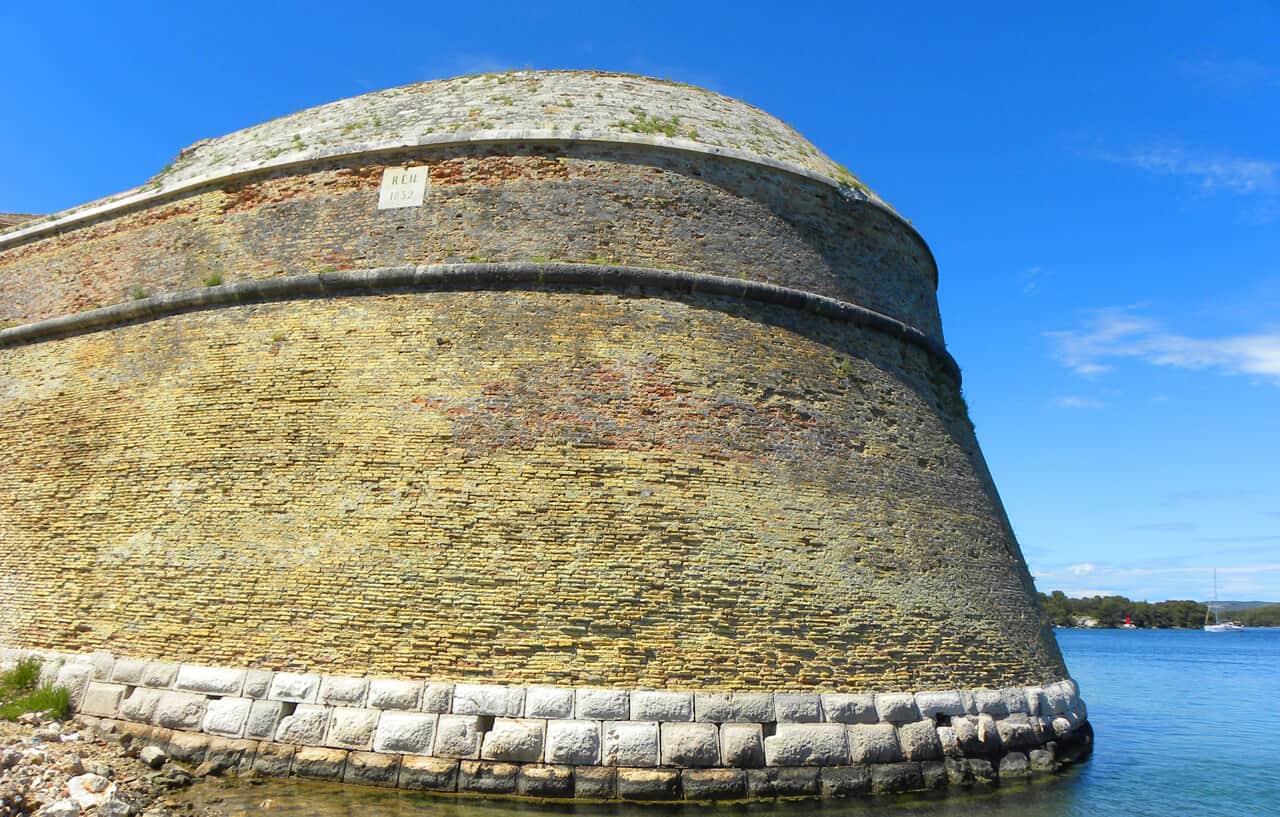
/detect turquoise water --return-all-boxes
[183,629,1280,816]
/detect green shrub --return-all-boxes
[0,657,71,721]
[203,273,223,287]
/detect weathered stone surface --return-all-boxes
[996,713,1039,751]
[421,683,453,714]
[774,693,821,723]
[848,723,903,764]
[175,665,244,696]
[746,767,820,798]
[875,693,920,724]
[245,700,284,740]
[764,724,848,766]
[731,693,774,724]
[896,720,944,761]
[204,737,256,775]
[1000,751,1031,778]
[109,658,148,686]
[166,731,210,765]
[343,751,399,787]
[921,760,948,789]
[372,711,436,755]
[481,718,544,762]
[274,705,330,745]
[252,742,295,777]
[368,678,422,711]
[517,764,574,797]
[318,676,369,707]
[1001,687,1030,715]
[458,760,518,794]
[433,715,484,759]
[242,670,274,699]
[631,690,692,722]
[682,769,746,800]
[973,689,1010,717]
[871,761,924,794]
[139,745,167,769]
[915,691,965,719]
[398,756,458,791]
[268,673,320,704]
[820,765,872,797]
[153,692,207,730]
[602,721,659,767]
[936,725,962,758]
[617,768,680,801]
[967,757,997,784]
[525,686,574,719]
[118,688,162,723]
[80,683,125,717]
[574,766,616,799]
[293,747,347,780]
[821,694,877,724]
[141,663,179,689]
[976,714,1004,755]
[326,707,379,750]
[56,663,94,709]
[202,697,252,738]
[545,719,600,765]
[719,723,765,768]
[660,722,719,767]
[453,684,522,717]
[1029,748,1055,771]
[693,692,733,723]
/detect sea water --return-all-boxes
[179,629,1280,816]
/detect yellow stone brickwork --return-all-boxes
[0,290,1064,690]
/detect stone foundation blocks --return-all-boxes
[458,760,518,794]
[730,693,773,723]
[820,765,872,797]
[545,719,600,765]
[848,723,902,764]
[202,697,252,738]
[245,700,284,740]
[252,742,295,777]
[481,718,545,763]
[166,731,210,766]
[574,766,615,799]
[371,711,435,755]
[274,704,329,745]
[617,767,680,801]
[746,767,820,798]
[764,723,848,766]
[109,658,148,686]
[175,665,245,696]
[421,683,453,714]
[525,686,574,719]
[576,688,629,720]
[398,756,458,791]
[774,693,822,723]
[153,691,207,731]
[603,721,659,767]
[433,714,484,759]
[268,673,320,704]
[660,722,719,767]
[915,691,965,719]
[81,682,126,718]
[367,678,422,711]
[318,676,369,707]
[343,751,399,787]
[896,720,944,761]
[326,707,380,750]
[683,768,747,800]
[452,684,522,717]
[517,763,574,797]
[293,747,347,780]
[719,723,764,768]
[871,761,924,794]
[875,693,920,724]
[693,692,733,723]
[631,690,692,722]
[119,688,162,723]
[822,693,877,724]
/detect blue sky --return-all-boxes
[2,2,1276,602]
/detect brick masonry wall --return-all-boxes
[0,144,941,340]
[0,288,1064,690]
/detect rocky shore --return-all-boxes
[0,714,217,817]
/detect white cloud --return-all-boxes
[1047,307,1280,382]
[1111,146,1277,195]
[1068,563,1095,576]
[1052,395,1104,409]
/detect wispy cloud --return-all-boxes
[1130,521,1197,533]
[1068,563,1096,576]
[1047,307,1280,382]
[1100,146,1277,196]
[1052,395,1103,409]
[1035,562,1280,601]
[1177,57,1279,93]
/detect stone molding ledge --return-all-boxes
[0,263,960,377]
[2,649,1092,801]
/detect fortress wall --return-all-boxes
[0,144,940,340]
[0,286,1062,691]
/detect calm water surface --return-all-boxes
[181,629,1279,817]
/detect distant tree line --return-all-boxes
[1038,591,1280,628]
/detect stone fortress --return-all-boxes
[0,71,1090,801]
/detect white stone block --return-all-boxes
[327,707,380,749]
[719,723,764,767]
[55,663,94,710]
[897,720,944,761]
[693,692,733,722]
[80,682,126,717]
[243,670,274,699]
[764,724,848,766]
[602,721,659,767]
[973,689,1009,717]
[774,693,821,723]
[452,683,522,716]
[821,693,876,724]
[153,691,208,730]
[1001,687,1030,715]
[660,722,719,767]
[525,686,574,719]
[421,682,452,713]
[203,697,252,737]
[875,692,920,723]
[88,651,115,681]
[274,704,330,745]
[373,711,437,755]
[576,688,629,720]
[245,700,284,739]
[109,658,148,686]
[914,691,965,719]
[176,664,245,696]
[544,719,600,765]
[367,678,422,710]
[481,718,545,762]
[848,723,902,764]
[141,662,178,688]
[731,693,774,723]
[433,714,484,758]
[1024,686,1045,716]
[319,676,369,707]
[631,690,692,722]
[118,688,163,722]
[269,673,321,703]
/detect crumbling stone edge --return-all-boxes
[2,648,1092,802]
[0,262,960,377]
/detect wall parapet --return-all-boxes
[0,262,960,378]
[4,648,1091,801]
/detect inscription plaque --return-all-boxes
[377,166,428,209]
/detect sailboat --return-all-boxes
[1204,569,1245,632]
